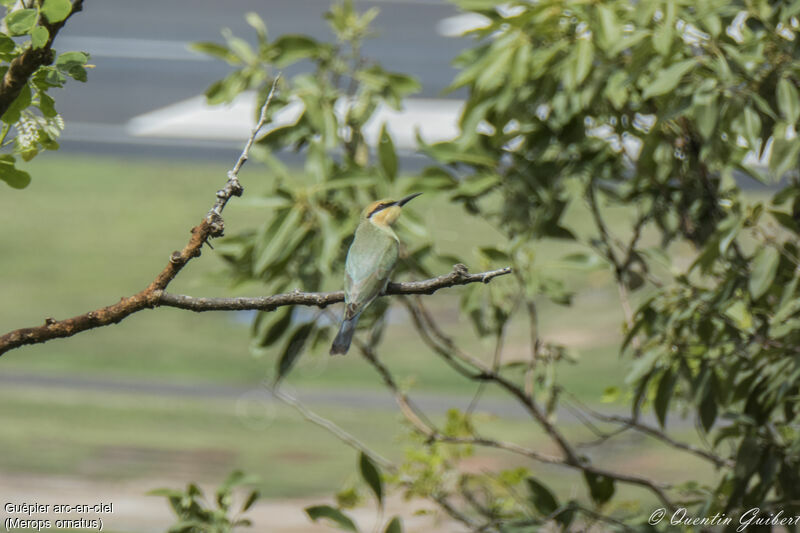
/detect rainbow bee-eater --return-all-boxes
[330,192,422,355]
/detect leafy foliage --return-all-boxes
[0,2,89,189]
[305,452,402,533]
[416,0,800,525]
[196,0,800,529]
[149,470,261,533]
[194,4,445,376]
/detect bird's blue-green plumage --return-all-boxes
[344,220,399,315]
[330,217,398,355]
[331,193,420,355]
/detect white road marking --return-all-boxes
[126,92,465,151]
[56,36,210,62]
[436,13,491,37]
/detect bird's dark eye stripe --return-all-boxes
[368,203,391,218]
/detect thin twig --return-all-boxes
[270,385,393,468]
[210,76,281,219]
[566,394,731,468]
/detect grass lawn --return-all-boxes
[0,382,720,503]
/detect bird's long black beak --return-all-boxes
[396,192,422,207]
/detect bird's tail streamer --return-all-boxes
[330,314,359,355]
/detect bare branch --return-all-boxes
[209,76,280,219]
[567,395,732,469]
[158,266,512,312]
[406,299,678,510]
[0,0,84,117]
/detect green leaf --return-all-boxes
[770,209,799,233]
[377,123,397,181]
[272,35,322,67]
[654,368,677,428]
[255,207,304,275]
[221,470,244,489]
[777,78,800,124]
[643,59,697,99]
[224,32,256,63]
[583,471,615,505]
[0,32,15,53]
[55,51,89,82]
[625,348,660,385]
[189,42,236,63]
[478,246,509,263]
[694,94,718,141]
[770,136,800,179]
[305,505,358,532]
[742,106,761,149]
[698,376,717,433]
[556,252,605,270]
[245,12,267,41]
[241,490,260,512]
[205,72,247,104]
[41,0,72,23]
[604,71,628,109]
[573,38,593,87]
[275,322,314,382]
[418,136,495,166]
[218,469,259,492]
[601,386,620,403]
[253,307,294,349]
[38,91,57,117]
[718,214,743,254]
[652,24,673,56]
[596,6,620,52]
[748,247,779,300]
[30,26,49,49]
[725,300,753,331]
[1,82,31,124]
[359,452,383,506]
[384,517,402,533]
[563,38,593,90]
[6,9,38,36]
[526,477,558,516]
[554,503,577,529]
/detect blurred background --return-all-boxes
[0,0,724,531]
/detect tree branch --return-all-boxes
[158,265,511,312]
[0,262,510,356]
[0,78,281,358]
[566,394,732,469]
[405,299,678,510]
[0,0,84,118]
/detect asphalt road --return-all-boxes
[49,0,467,159]
[0,370,677,429]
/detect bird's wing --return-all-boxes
[344,235,398,320]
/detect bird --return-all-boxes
[330,192,422,355]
